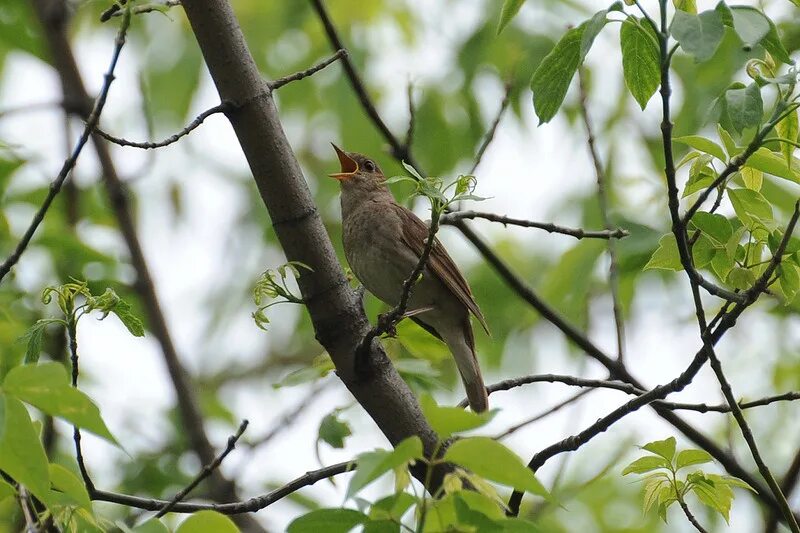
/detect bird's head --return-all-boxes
[329,144,386,193]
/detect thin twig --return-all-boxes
[0,8,130,283]
[472,372,800,413]
[441,211,628,240]
[269,49,348,90]
[355,209,441,371]
[91,461,355,514]
[95,103,230,149]
[155,420,249,517]
[101,0,180,22]
[578,68,626,362]
[470,82,512,175]
[679,500,710,533]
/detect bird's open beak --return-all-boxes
[329,143,358,181]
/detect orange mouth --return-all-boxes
[329,143,358,180]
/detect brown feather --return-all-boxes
[392,203,489,335]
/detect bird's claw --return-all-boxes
[377,312,397,337]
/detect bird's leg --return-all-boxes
[376,312,398,338]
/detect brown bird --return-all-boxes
[329,144,489,412]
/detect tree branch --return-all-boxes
[441,211,628,240]
[92,461,355,514]
[29,3,260,529]
[155,420,249,517]
[181,0,452,494]
[0,6,129,283]
[95,102,230,149]
[268,49,347,90]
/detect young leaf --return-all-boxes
[776,107,799,168]
[345,436,422,500]
[692,480,733,523]
[3,362,117,444]
[717,124,740,156]
[675,449,713,470]
[0,396,51,502]
[110,299,145,337]
[318,412,351,449]
[287,509,368,533]
[644,234,683,271]
[174,511,238,533]
[779,263,800,302]
[620,17,660,109]
[670,9,724,62]
[690,212,733,245]
[725,83,763,134]
[642,436,677,461]
[530,8,612,123]
[729,7,771,49]
[745,148,799,183]
[420,394,493,438]
[674,135,727,162]
[728,188,773,227]
[727,267,756,290]
[759,17,793,65]
[622,455,671,475]
[48,463,92,511]
[443,437,551,498]
[740,167,763,191]
[497,0,525,35]
[673,0,697,13]
[19,319,61,364]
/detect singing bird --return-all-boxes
[329,144,489,412]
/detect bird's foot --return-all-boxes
[376,312,398,338]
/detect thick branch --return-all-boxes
[180,0,451,493]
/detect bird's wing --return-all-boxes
[393,203,489,334]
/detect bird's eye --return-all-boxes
[364,160,376,172]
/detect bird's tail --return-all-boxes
[443,319,488,413]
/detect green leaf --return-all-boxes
[760,16,793,64]
[670,9,724,62]
[175,511,239,533]
[692,235,716,268]
[710,473,756,492]
[497,0,525,35]
[3,362,117,443]
[111,299,145,337]
[682,153,716,197]
[345,437,422,500]
[675,449,713,470]
[0,479,15,502]
[728,188,773,227]
[0,396,50,502]
[673,0,697,13]
[725,83,763,134]
[745,148,799,183]
[620,17,660,109]
[674,135,727,162]
[369,492,416,521]
[420,394,493,438]
[727,267,756,290]
[779,263,800,301]
[776,108,799,168]
[717,124,740,156]
[530,9,611,123]
[622,455,671,475]
[20,319,52,365]
[443,437,551,498]
[48,463,92,511]
[692,480,732,523]
[288,509,368,533]
[131,520,170,533]
[740,167,763,191]
[691,212,733,245]
[318,412,351,449]
[643,437,676,461]
[729,7,771,48]
[644,234,683,271]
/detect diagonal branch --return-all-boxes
[92,460,355,514]
[268,49,347,90]
[0,6,130,283]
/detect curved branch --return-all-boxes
[441,211,628,240]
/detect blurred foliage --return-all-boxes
[0,0,799,531]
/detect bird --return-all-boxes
[329,143,489,412]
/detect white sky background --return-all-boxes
[1,0,799,531]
